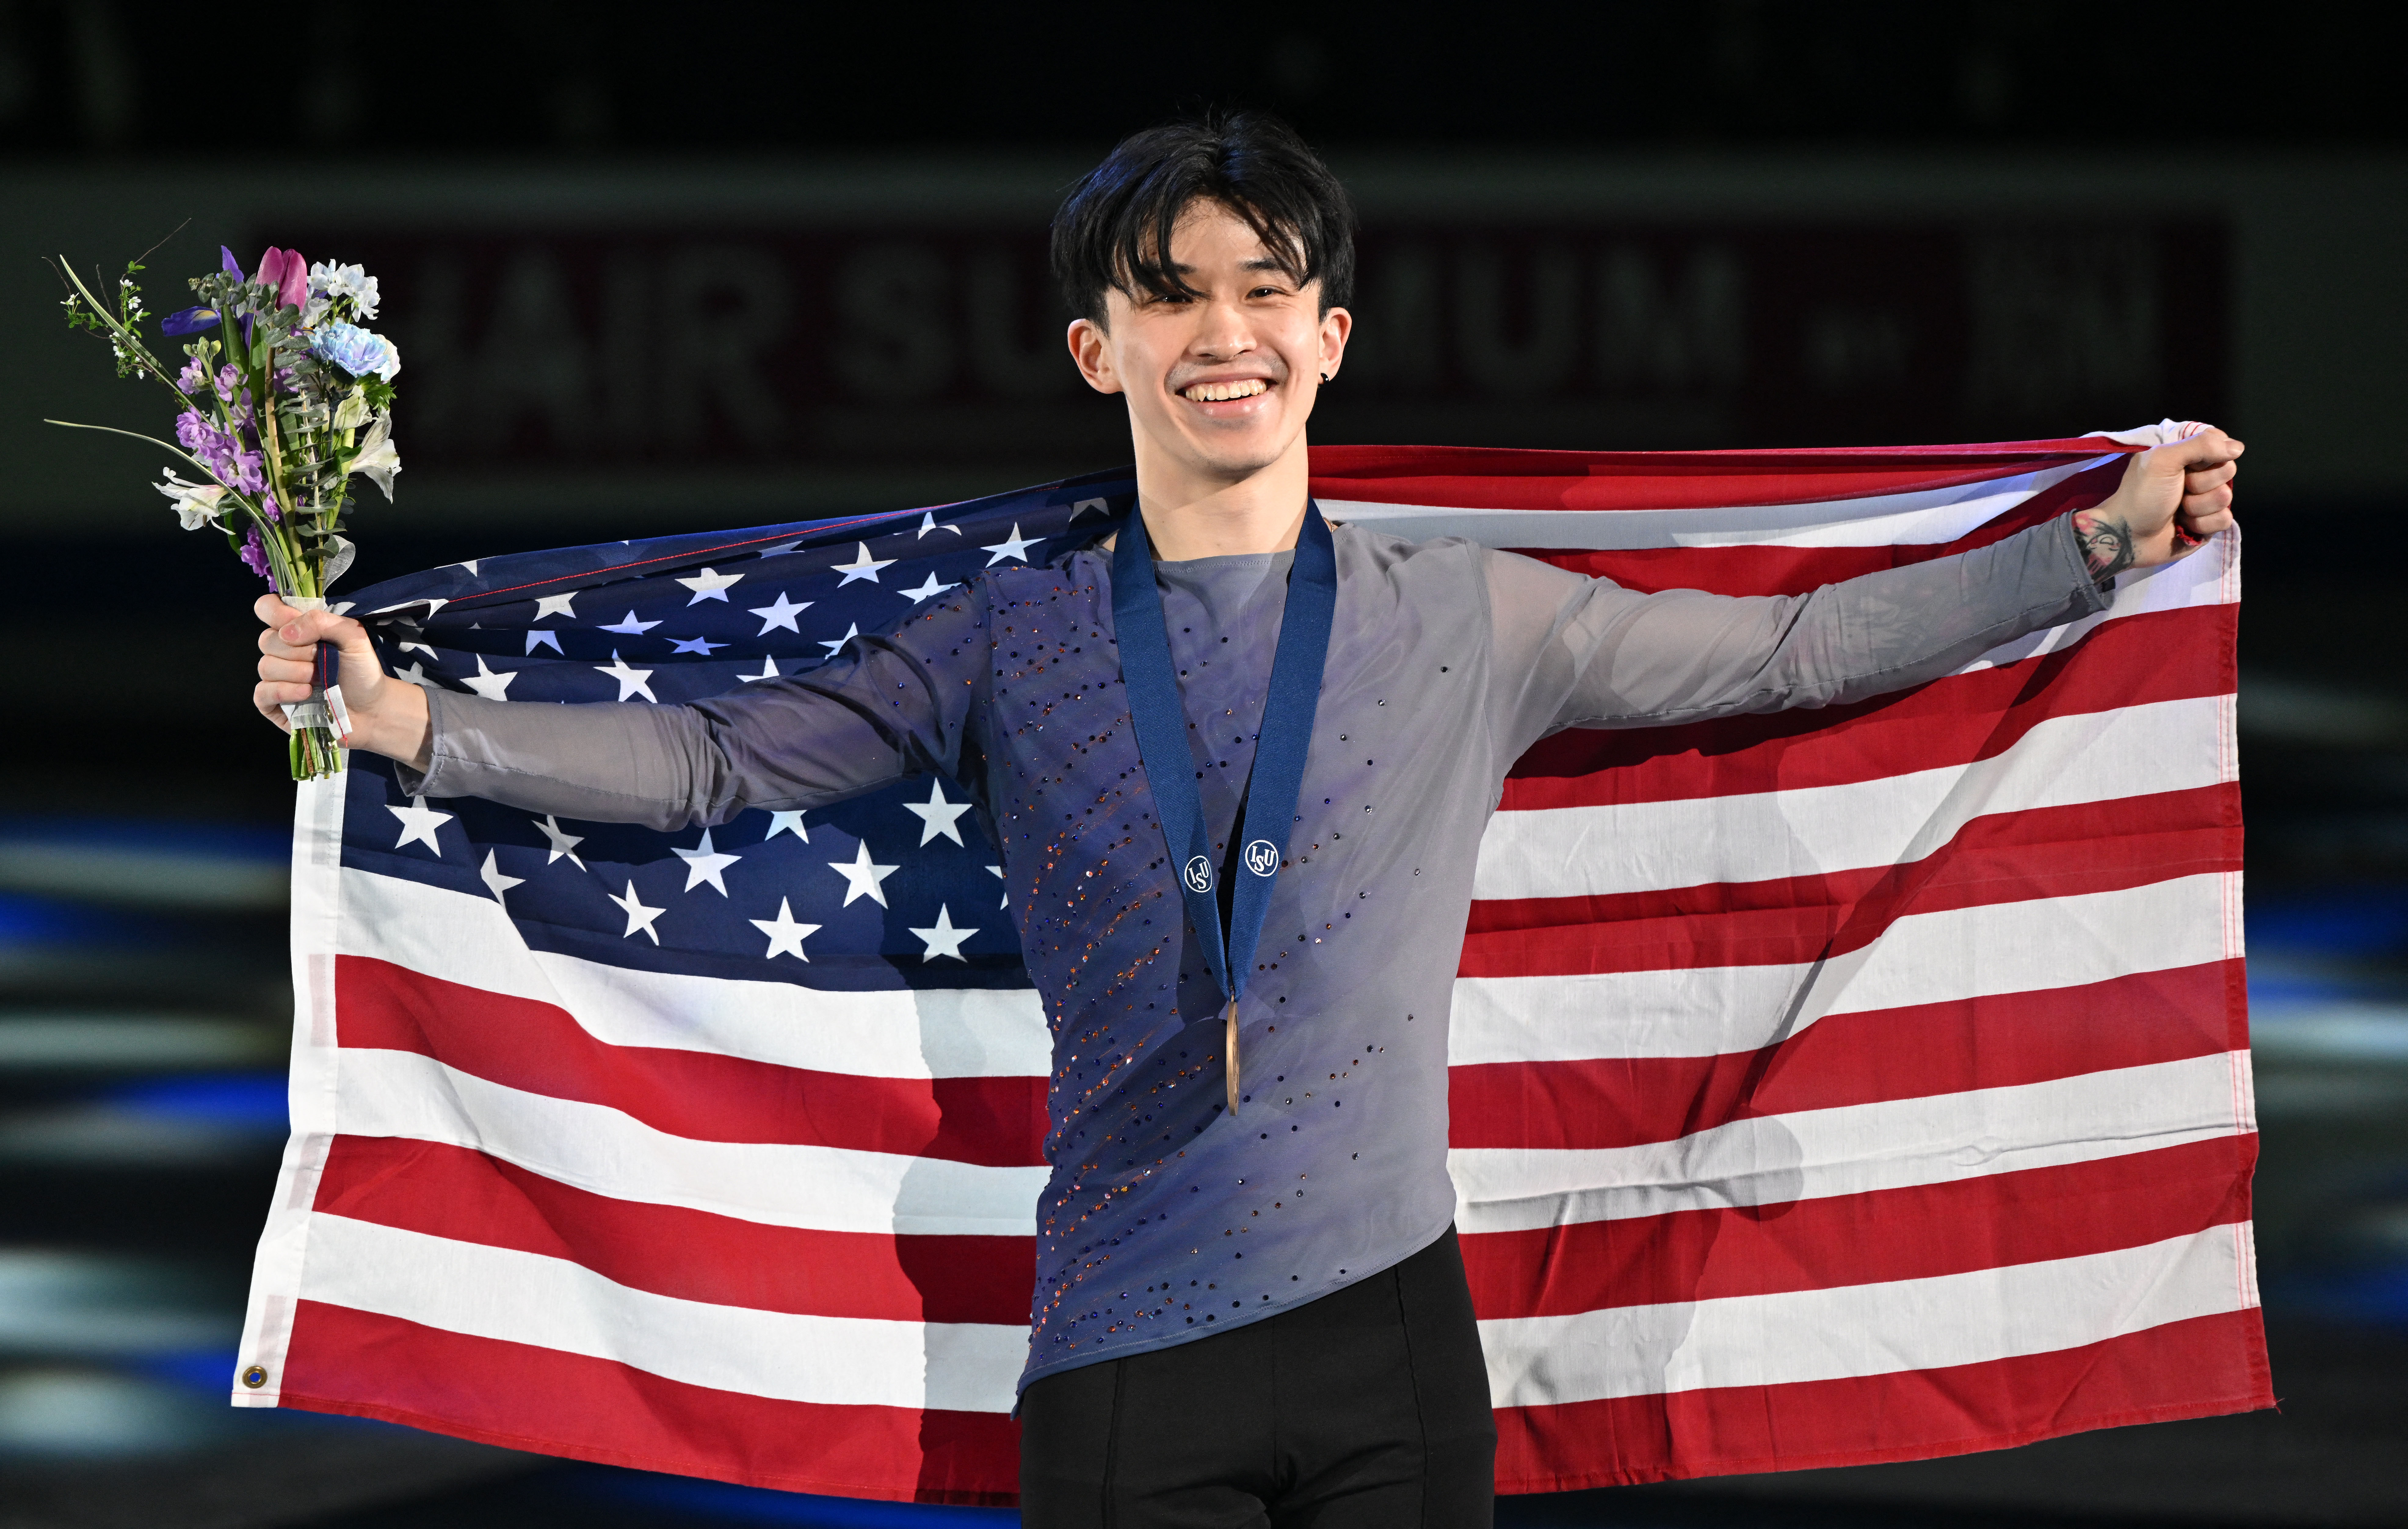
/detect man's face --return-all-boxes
[1067,200,1351,491]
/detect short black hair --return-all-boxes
[1050,110,1356,326]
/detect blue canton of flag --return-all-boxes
[337,474,1134,991]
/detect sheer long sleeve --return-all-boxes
[400,587,991,831]
[1488,515,2109,756]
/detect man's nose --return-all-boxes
[1189,298,1257,359]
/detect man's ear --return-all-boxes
[1067,317,1122,396]
[1317,305,1352,382]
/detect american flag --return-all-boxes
[234,431,2269,1504]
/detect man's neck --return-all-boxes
[1128,438,1311,561]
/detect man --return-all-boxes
[254,114,2240,1528]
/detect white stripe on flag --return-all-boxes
[1321,457,2109,550]
[343,871,1052,1078]
[302,1213,1028,1413]
[1478,1223,2255,1406]
[1473,695,2229,901]
[338,1048,1047,1236]
[1450,872,2237,1065]
[1449,1051,2251,1234]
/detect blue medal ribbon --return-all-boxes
[1112,502,1337,1117]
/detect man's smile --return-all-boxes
[1180,377,1271,402]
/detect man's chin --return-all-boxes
[1176,427,1299,483]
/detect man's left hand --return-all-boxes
[2072,425,2244,582]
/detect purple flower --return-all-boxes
[161,305,221,335]
[221,246,245,280]
[228,449,268,499]
[240,527,275,585]
[255,247,309,313]
[174,408,221,457]
[176,358,209,394]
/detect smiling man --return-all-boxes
[253,114,2242,1528]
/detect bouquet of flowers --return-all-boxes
[50,242,402,780]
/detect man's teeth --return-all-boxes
[1184,379,1268,402]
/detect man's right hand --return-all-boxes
[254,594,433,771]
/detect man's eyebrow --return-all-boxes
[1157,257,1295,275]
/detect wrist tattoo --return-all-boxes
[2072,509,2136,585]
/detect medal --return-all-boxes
[1112,502,1337,1117]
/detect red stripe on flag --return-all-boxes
[276,1300,1021,1505]
[1450,959,2244,1152]
[1505,465,2118,598]
[1308,439,2132,513]
[1460,1135,2256,1315]
[333,956,1048,1165]
[1491,1306,2272,1493]
[310,1135,1036,1325]
[1461,788,2242,979]
[1502,604,2234,809]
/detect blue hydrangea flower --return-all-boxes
[308,322,401,381]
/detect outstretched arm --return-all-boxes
[1489,427,2242,750]
[253,591,990,830]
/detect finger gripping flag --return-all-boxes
[234,432,2267,1504]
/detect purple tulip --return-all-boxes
[161,304,221,335]
[254,247,309,313]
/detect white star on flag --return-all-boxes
[898,572,956,604]
[749,898,821,962]
[669,635,728,655]
[533,591,579,620]
[904,779,973,845]
[1068,497,1109,521]
[448,560,480,576]
[909,905,979,962]
[673,828,743,895]
[393,662,432,688]
[832,543,894,585]
[981,524,1040,566]
[748,592,812,634]
[479,850,524,904]
[764,811,808,842]
[988,863,1008,908]
[600,611,661,634]
[677,567,743,604]
[536,815,586,869]
[388,796,452,854]
[594,651,657,702]
[526,630,562,655]
[397,638,435,658]
[827,840,900,907]
[916,511,963,539]
[738,656,781,683]
[462,655,517,700]
[608,880,667,943]
[817,623,861,659]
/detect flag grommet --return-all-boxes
[241,1365,268,1389]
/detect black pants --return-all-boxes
[1019,1227,1496,1528]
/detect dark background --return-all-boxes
[2,3,2404,1526]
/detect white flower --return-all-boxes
[308,260,381,320]
[349,413,401,500]
[155,470,228,530]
